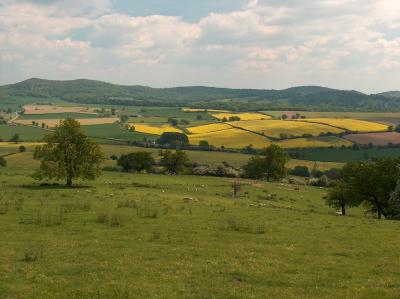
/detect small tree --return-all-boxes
[243,145,289,181]
[19,145,26,153]
[0,156,6,167]
[33,118,105,187]
[199,140,210,150]
[119,114,129,124]
[117,152,154,173]
[159,150,189,174]
[168,118,178,127]
[232,181,242,197]
[326,182,356,215]
[9,133,20,143]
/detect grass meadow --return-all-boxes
[0,152,399,298]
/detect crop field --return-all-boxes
[212,113,271,121]
[81,124,157,143]
[0,125,47,141]
[186,123,232,134]
[23,104,97,115]
[288,147,400,162]
[263,111,400,125]
[188,128,271,149]
[299,118,389,132]
[229,120,344,138]
[0,154,399,298]
[182,108,229,113]
[274,136,353,149]
[15,117,119,128]
[344,132,400,145]
[18,113,99,120]
[131,124,183,135]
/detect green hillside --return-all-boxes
[1,78,399,112]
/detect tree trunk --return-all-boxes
[341,204,346,216]
[66,177,73,188]
[377,211,382,219]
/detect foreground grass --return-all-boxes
[0,163,400,298]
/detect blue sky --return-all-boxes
[1,0,400,92]
[111,0,248,22]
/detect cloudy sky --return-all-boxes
[1,0,400,92]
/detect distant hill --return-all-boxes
[377,91,400,99]
[0,78,399,112]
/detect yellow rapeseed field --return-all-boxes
[274,137,353,149]
[187,123,233,134]
[182,108,229,113]
[15,118,119,128]
[23,105,97,115]
[298,118,389,132]
[212,113,272,121]
[229,120,344,138]
[189,128,270,149]
[131,124,183,135]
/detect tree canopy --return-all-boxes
[117,152,154,173]
[242,144,289,181]
[33,118,105,187]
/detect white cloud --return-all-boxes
[1,0,400,92]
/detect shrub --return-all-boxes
[19,145,26,153]
[0,156,7,167]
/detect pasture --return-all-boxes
[0,125,46,141]
[288,147,400,162]
[0,153,399,298]
[212,113,271,121]
[229,120,344,138]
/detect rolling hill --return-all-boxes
[0,78,399,112]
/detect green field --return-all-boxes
[289,147,400,162]
[0,152,399,298]
[81,124,157,143]
[0,125,46,141]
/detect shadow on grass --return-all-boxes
[21,183,94,190]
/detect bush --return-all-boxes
[292,166,310,177]
[0,156,6,167]
[193,164,240,178]
[158,132,189,146]
[19,145,26,153]
[117,152,154,173]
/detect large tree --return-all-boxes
[243,144,289,181]
[337,158,400,219]
[33,118,104,187]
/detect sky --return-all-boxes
[1,0,400,93]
